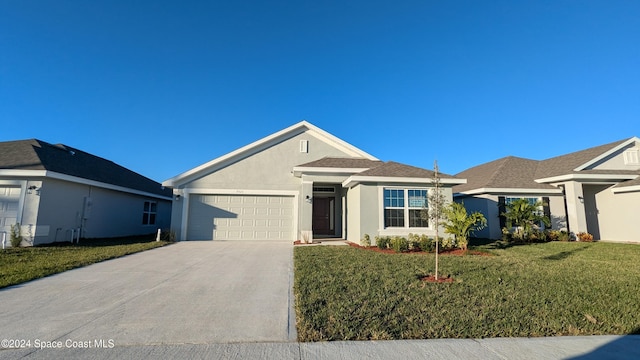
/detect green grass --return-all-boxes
[0,236,170,289]
[294,241,640,341]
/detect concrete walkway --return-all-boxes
[1,241,638,359]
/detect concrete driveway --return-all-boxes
[0,241,296,349]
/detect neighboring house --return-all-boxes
[162,121,465,243]
[0,139,172,246]
[454,137,640,242]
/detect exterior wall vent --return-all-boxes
[623,148,639,165]
[300,140,309,153]
[313,186,335,193]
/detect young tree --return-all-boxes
[424,160,447,280]
[502,198,550,241]
[442,202,487,251]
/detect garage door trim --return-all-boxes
[180,188,299,241]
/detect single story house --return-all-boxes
[454,137,640,242]
[0,139,172,246]
[162,121,465,243]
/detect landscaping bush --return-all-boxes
[375,236,390,249]
[9,223,22,248]
[390,236,409,253]
[441,237,456,251]
[577,232,594,242]
[546,230,560,242]
[420,236,435,253]
[361,234,371,247]
[558,230,571,242]
[501,227,512,243]
[547,230,572,242]
[408,233,420,251]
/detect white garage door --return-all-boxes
[187,194,294,241]
[0,186,21,234]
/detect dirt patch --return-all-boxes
[421,275,455,283]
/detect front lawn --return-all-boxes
[294,242,640,341]
[0,236,170,289]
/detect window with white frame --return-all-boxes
[384,189,428,228]
[142,201,157,225]
[505,197,537,206]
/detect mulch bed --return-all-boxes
[346,241,491,256]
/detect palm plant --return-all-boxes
[502,198,550,241]
[442,202,487,251]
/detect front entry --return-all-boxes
[312,197,334,235]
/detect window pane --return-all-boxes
[150,202,157,212]
[142,213,149,225]
[144,201,150,211]
[408,190,426,208]
[409,209,428,227]
[384,189,404,208]
[149,213,156,225]
[384,209,405,227]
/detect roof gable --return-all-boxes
[0,139,170,197]
[163,121,378,187]
[534,138,631,179]
[573,137,640,171]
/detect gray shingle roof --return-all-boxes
[454,156,555,193]
[534,139,629,179]
[454,138,639,193]
[0,139,170,197]
[296,157,383,168]
[357,161,458,179]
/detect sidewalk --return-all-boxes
[2,335,638,360]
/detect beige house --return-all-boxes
[0,139,172,246]
[454,137,640,242]
[163,121,465,243]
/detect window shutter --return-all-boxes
[498,196,506,229]
[542,197,551,229]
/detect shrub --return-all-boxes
[558,231,571,242]
[390,236,409,253]
[420,236,435,253]
[577,232,594,242]
[408,233,421,251]
[9,223,22,248]
[547,230,571,242]
[546,230,560,242]
[361,234,371,247]
[530,229,548,242]
[501,227,512,243]
[440,237,456,251]
[376,236,390,250]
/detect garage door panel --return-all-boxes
[187,194,294,241]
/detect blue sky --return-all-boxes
[1,1,639,182]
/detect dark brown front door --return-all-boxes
[312,197,332,235]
